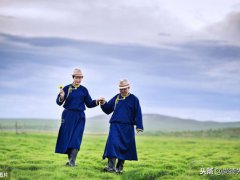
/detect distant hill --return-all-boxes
[86,114,240,133]
[0,114,240,133]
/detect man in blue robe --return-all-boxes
[55,68,103,166]
[100,79,143,173]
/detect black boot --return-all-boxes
[65,149,72,166]
[66,149,78,166]
[116,159,125,174]
[104,158,116,172]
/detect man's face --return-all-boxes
[120,87,129,96]
[73,76,83,85]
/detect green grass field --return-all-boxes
[0,132,239,180]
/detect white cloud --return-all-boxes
[1,0,239,46]
[162,0,240,29]
[204,60,240,80]
[202,12,240,44]
[0,5,70,21]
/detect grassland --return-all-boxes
[0,132,239,180]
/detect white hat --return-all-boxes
[72,68,83,77]
[118,79,130,89]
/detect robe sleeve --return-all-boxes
[135,97,144,130]
[84,88,97,108]
[56,86,68,106]
[101,96,116,115]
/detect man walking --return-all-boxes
[55,68,104,166]
[100,79,143,173]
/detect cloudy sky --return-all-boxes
[0,0,240,122]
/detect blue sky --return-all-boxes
[0,0,240,122]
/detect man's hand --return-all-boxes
[97,97,106,105]
[59,89,65,101]
[136,128,143,133]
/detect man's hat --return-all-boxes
[118,79,130,89]
[72,68,83,77]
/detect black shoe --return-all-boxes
[65,162,77,167]
[65,149,72,166]
[104,167,115,172]
[66,149,78,166]
[116,159,124,174]
[115,168,123,174]
[104,157,116,172]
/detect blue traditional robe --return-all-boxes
[55,84,97,154]
[101,93,143,160]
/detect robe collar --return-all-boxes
[71,83,81,90]
[119,93,130,99]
